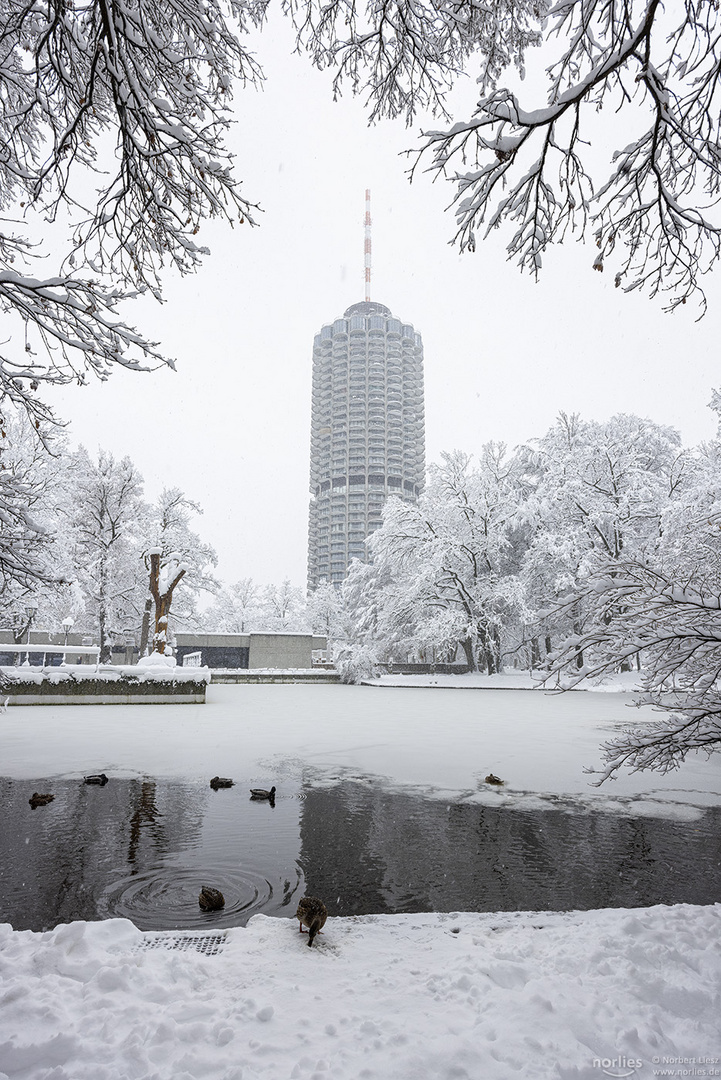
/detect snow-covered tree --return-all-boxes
[547,401,721,780]
[305,581,344,646]
[417,0,721,312]
[334,560,394,683]
[369,446,527,671]
[0,0,262,427]
[258,579,307,632]
[142,488,218,650]
[521,412,689,666]
[202,577,262,633]
[58,447,147,660]
[0,409,60,600]
[2,0,719,444]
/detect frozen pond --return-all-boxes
[1,684,720,931]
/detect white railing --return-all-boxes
[0,643,101,671]
[182,651,203,667]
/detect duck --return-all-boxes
[198,886,225,911]
[249,786,276,801]
[295,896,327,947]
[485,773,504,785]
[84,773,109,785]
[210,777,234,789]
[29,792,54,809]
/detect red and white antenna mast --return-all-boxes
[364,189,372,302]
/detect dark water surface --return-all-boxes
[1,774,720,932]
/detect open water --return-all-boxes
[1,770,720,932]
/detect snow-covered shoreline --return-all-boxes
[1,904,719,1080]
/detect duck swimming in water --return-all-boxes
[295,896,327,947]
[210,777,234,789]
[29,793,54,809]
[249,786,276,801]
[198,886,225,911]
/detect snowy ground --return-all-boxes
[1,905,719,1080]
[1,683,720,1079]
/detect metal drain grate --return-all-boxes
[135,932,228,956]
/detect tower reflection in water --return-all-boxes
[1,775,719,932]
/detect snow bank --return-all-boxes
[1,905,719,1080]
[369,670,645,691]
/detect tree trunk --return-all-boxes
[459,637,477,672]
[148,552,186,654]
[139,597,153,657]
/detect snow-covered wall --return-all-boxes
[0,665,210,705]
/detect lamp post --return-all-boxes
[24,602,38,666]
[61,617,74,664]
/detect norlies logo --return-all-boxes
[593,1057,643,1078]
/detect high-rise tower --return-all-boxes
[307,196,426,589]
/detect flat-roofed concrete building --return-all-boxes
[174,632,328,670]
[307,300,425,589]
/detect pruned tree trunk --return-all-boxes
[139,597,153,657]
[148,552,186,654]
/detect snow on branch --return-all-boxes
[546,558,721,781]
[0,0,265,422]
[416,0,721,311]
[285,0,546,124]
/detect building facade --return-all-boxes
[307,300,425,589]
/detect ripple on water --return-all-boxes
[98,865,278,931]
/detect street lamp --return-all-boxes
[61,617,74,663]
[24,601,38,666]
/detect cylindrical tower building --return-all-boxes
[307,299,426,589]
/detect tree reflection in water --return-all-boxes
[1,775,719,932]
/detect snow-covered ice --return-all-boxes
[2,683,718,818]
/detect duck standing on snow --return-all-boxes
[485,773,504,785]
[295,896,327,946]
[84,773,109,785]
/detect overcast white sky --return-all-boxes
[46,13,721,588]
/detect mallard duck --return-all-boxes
[198,886,225,911]
[249,786,276,801]
[295,896,327,946]
[210,776,234,789]
[84,773,109,785]
[485,773,504,785]
[29,792,54,809]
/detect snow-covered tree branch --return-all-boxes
[416,0,721,311]
[1,0,263,424]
